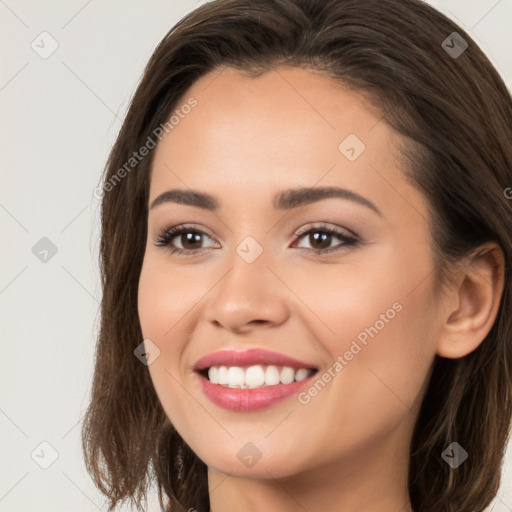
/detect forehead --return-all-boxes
[165,66,382,158]
[148,66,427,226]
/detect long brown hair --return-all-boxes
[81,1,512,511]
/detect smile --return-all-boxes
[204,364,315,388]
[193,349,319,411]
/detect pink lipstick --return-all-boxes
[194,348,318,411]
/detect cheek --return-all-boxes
[300,249,437,420]
[318,237,438,360]
[137,256,202,342]
[137,260,186,394]
[137,260,191,431]
[137,256,212,415]
[292,279,437,461]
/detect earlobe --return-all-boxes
[436,243,505,359]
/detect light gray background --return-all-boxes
[1,1,511,511]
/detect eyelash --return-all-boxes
[154,223,359,257]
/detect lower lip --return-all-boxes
[196,371,317,411]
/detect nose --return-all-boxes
[203,250,290,334]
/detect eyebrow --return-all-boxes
[149,186,383,217]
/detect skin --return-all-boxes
[137,66,504,512]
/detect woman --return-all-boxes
[82,1,512,511]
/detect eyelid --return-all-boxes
[154,222,360,255]
[293,222,357,239]
[153,223,219,248]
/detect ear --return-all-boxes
[436,243,505,359]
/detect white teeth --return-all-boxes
[245,365,265,387]
[264,365,280,385]
[294,368,309,381]
[218,366,228,385]
[205,364,314,388]
[279,366,295,384]
[227,366,245,387]
[208,366,219,384]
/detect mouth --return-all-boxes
[193,349,319,411]
[196,364,318,389]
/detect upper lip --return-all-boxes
[194,348,318,371]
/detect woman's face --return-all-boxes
[138,66,442,480]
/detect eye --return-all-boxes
[291,224,359,254]
[154,223,359,256]
[154,224,217,255]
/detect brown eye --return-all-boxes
[154,225,218,254]
[293,225,359,254]
[154,223,359,257]
[177,231,204,250]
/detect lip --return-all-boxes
[193,348,317,371]
[195,371,318,411]
[193,348,318,412]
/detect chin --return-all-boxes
[195,439,310,480]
